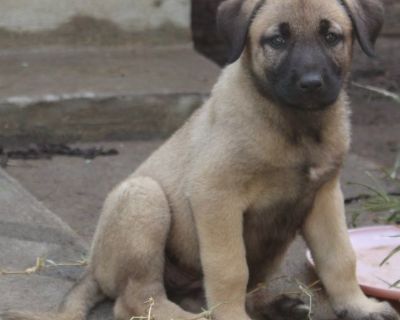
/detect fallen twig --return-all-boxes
[352,82,400,104]
[0,257,45,276]
[0,257,87,276]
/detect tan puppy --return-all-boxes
[2,0,399,320]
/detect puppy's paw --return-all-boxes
[257,295,310,320]
[335,301,400,320]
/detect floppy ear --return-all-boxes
[340,0,384,57]
[217,0,265,64]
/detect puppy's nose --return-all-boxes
[299,73,323,92]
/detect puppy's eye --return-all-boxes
[324,32,342,46]
[264,35,287,49]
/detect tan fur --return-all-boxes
[2,1,398,320]
[302,177,397,318]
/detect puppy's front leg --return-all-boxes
[303,177,399,320]
[191,190,251,320]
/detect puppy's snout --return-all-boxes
[298,73,323,92]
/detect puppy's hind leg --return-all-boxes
[1,272,105,320]
[98,177,204,320]
[114,279,206,320]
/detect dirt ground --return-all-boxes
[350,38,400,166]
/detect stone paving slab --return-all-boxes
[0,45,217,100]
[0,274,71,312]
[0,168,91,317]
[0,45,219,144]
[0,169,86,249]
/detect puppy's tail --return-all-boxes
[1,272,105,320]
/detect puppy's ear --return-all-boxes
[217,0,265,64]
[341,0,384,57]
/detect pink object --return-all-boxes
[306,225,400,301]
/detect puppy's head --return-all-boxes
[218,0,384,110]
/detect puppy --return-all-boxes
[3,0,399,320]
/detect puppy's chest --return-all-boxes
[249,148,340,216]
[243,157,338,261]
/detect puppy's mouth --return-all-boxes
[268,85,339,111]
[282,93,339,111]
[250,68,342,110]
[274,76,343,111]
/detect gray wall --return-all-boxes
[0,0,190,33]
